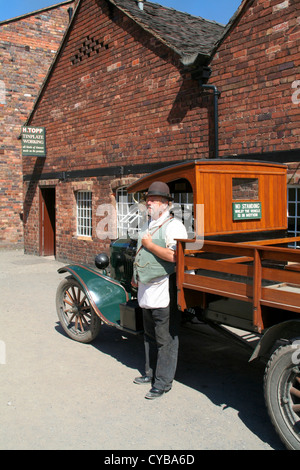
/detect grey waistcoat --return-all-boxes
[133,216,175,284]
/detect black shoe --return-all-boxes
[145,387,166,399]
[133,375,152,385]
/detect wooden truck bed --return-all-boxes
[128,160,300,333]
[176,237,300,333]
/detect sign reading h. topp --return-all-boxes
[21,126,46,157]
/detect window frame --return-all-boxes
[287,185,300,248]
[116,184,194,239]
[76,190,92,238]
[116,187,144,239]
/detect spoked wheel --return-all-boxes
[56,277,101,343]
[264,344,300,450]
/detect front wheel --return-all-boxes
[56,277,101,343]
[264,343,300,450]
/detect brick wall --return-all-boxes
[23,0,300,262]
[23,0,213,262]
[0,2,74,248]
[210,0,300,156]
[55,177,113,264]
[24,0,211,179]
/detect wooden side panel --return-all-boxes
[127,160,287,238]
[194,162,287,236]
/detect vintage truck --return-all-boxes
[56,160,300,450]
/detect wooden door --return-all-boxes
[39,187,56,256]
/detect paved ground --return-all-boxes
[0,250,284,450]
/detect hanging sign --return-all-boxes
[233,202,262,220]
[21,126,46,157]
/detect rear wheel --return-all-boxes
[264,343,300,450]
[56,277,101,343]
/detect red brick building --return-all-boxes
[211,0,300,157]
[22,0,300,264]
[0,1,75,248]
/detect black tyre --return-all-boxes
[56,277,101,343]
[264,343,300,450]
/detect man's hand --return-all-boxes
[142,232,175,263]
[141,232,153,250]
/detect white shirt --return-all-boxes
[138,210,188,309]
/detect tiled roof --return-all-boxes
[109,0,226,64]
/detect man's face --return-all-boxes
[146,195,168,220]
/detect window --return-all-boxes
[116,187,145,239]
[287,186,300,248]
[116,182,194,239]
[76,191,92,237]
[232,178,259,200]
[172,189,194,237]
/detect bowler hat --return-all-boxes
[147,181,173,200]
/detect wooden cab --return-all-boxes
[128,160,287,237]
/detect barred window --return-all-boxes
[116,183,194,239]
[287,186,300,248]
[76,191,92,237]
[172,190,194,238]
[116,187,144,239]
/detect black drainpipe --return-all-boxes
[201,84,221,159]
[68,7,73,22]
[191,66,221,158]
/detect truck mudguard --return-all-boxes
[250,320,300,361]
[58,264,130,326]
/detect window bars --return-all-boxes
[116,187,194,239]
[77,191,92,237]
[287,186,300,248]
[116,187,143,239]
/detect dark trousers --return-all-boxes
[142,303,180,391]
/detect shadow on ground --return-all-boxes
[56,319,284,450]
